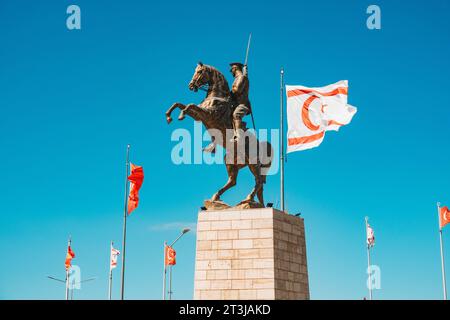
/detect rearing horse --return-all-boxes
[165,62,272,207]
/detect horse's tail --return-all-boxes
[259,141,273,181]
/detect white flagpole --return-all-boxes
[120,144,130,300]
[365,217,373,300]
[162,241,167,300]
[437,202,448,300]
[65,269,69,300]
[169,265,173,300]
[108,241,113,300]
[280,68,285,212]
[65,236,71,301]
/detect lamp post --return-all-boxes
[47,276,96,300]
[163,228,190,300]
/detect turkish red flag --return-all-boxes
[65,246,75,270]
[127,163,144,214]
[165,245,176,266]
[440,206,450,229]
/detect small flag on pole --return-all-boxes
[286,80,357,153]
[439,206,450,230]
[165,245,176,266]
[65,245,75,270]
[110,246,120,270]
[127,163,144,214]
[366,223,375,248]
[437,203,448,300]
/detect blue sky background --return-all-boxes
[1,0,450,300]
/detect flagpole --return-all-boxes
[165,229,190,300]
[169,265,173,300]
[438,202,448,300]
[120,144,130,300]
[108,241,113,300]
[65,269,69,300]
[65,236,71,301]
[280,68,285,212]
[365,217,373,300]
[162,241,167,300]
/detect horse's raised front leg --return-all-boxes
[166,103,186,124]
[179,103,203,122]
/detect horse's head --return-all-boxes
[189,62,210,92]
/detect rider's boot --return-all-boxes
[203,142,216,154]
[232,119,244,142]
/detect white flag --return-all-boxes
[286,80,357,153]
[366,224,375,248]
[110,247,120,270]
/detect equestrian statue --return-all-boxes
[165,62,273,210]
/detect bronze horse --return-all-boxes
[165,63,272,207]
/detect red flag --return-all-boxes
[127,163,144,214]
[65,245,75,270]
[165,245,176,266]
[440,206,450,229]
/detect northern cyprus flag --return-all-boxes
[286,80,357,153]
[110,246,120,270]
[366,223,375,248]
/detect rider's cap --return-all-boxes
[229,62,244,69]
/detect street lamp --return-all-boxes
[47,276,96,300]
[162,228,191,300]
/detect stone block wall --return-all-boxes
[193,208,309,300]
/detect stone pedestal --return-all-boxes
[193,208,309,300]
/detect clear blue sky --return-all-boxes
[1,0,450,300]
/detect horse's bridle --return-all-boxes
[192,67,209,92]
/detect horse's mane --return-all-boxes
[204,65,230,93]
